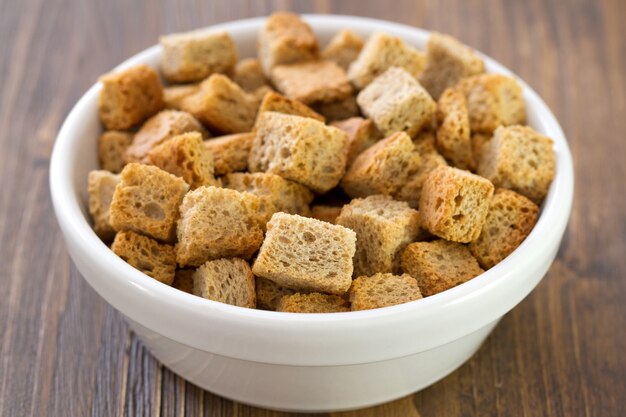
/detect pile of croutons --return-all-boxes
[88,12,555,313]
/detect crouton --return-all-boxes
[98,64,164,130]
[337,195,421,276]
[172,269,195,294]
[222,172,314,223]
[111,231,176,285]
[349,273,422,310]
[192,258,256,308]
[98,131,132,173]
[419,32,485,99]
[331,117,382,166]
[341,132,420,198]
[181,74,257,134]
[249,112,348,193]
[176,186,263,266]
[322,29,365,70]
[478,125,555,203]
[160,30,238,83]
[204,132,255,175]
[163,84,200,110]
[457,74,526,133]
[125,110,208,163]
[109,163,189,242]
[252,213,356,295]
[258,12,319,75]
[256,277,296,310]
[469,189,539,269]
[311,94,360,122]
[232,58,268,92]
[277,293,349,313]
[147,132,218,189]
[401,239,483,296]
[348,32,426,90]
[87,170,121,241]
[270,60,353,104]
[255,91,324,123]
[419,166,494,243]
[310,205,343,224]
[357,67,436,137]
[436,88,473,169]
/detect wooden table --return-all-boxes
[1,0,625,416]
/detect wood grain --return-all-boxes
[1,0,625,416]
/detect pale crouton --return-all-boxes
[87,170,121,241]
[193,258,256,308]
[163,84,200,110]
[232,58,268,92]
[98,131,132,173]
[322,29,365,70]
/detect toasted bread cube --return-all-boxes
[436,88,473,170]
[310,205,343,225]
[160,30,238,83]
[98,131,132,173]
[222,172,314,224]
[277,293,349,313]
[322,29,365,70]
[252,213,356,295]
[332,117,382,166]
[419,166,494,243]
[192,258,256,308]
[110,163,189,242]
[478,125,555,203]
[204,132,255,175]
[176,186,263,266]
[98,64,164,130]
[357,67,436,137]
[337,195,421,277]
[311,94,360,122]
[172,269,195,294]
[256,277,296,310]
[258,12,319,75]
[88,170,121,241]
[457,74,526,133]
[255,91,324,124]
[163,84,200,110]
[469,189,539,269]
[232,58,268,92]
[348,32,426,90]
[394,132,448,208]
[341,132,420,198]
[349,273,422,311]
[249,112,348,194]
[181,74,257,134]
[111,231,176,285]
[270,60,353,104]
[125,110,208,163]
[401,240,483,296]
[147,132,217,189]
[419,33,485,99]
[471,132,492,170]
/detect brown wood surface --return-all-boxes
[1,0,625,416]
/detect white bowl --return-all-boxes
[49,15,574,413]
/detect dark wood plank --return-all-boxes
[0,0,625,416]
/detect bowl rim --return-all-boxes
[49,14,574,365]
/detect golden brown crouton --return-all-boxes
[163,84,200,110]
[98,131,132,173]
[357,67,436,137]
[478,125,555,203]
[172,269,195,294]
[87,170,121,242]
[98,64,164,130]
[160,30,238,83]
[193,258,256,308]
[322,29,365,70]
[111,231,176,285]
[176,186,263,267]
[270,60,353,104]
[249,112,348,194]
[436,88,473,170]
[232,58,269,92]
[337,195,421,276]
[419,166,494,243]
[401,239,483,296]
[256,277,296,310]
[331,117,382,166]
[311,94,360,122]
[204,132,255,175]
[255,91,324,124]
[277,293,350,313]
[147,132,218,189]
[349,273,422,310]
[258,12,320,75]
[109,163,189,243]
[252,213,356,295]
[310,205,343,225]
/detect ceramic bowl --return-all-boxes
[49,15,574,412]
